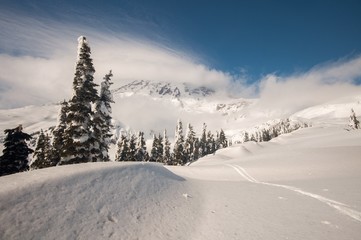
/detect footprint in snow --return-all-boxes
[107,213,118,223]
[183,193,192,199]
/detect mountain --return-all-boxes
[1,80,360,150]
[113,80,216,99]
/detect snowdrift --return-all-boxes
[0,162,200,240]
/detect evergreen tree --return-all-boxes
[349,108,360,129]
[31,130,52,170]
[218,129,228,149]
[135,131,147,162]
[243,131,249,143]
[206,131,215,154]
[150,134,163,162]
[199,123,207,157]
[60,36,99,165]
[184,123,196,162]
[127,133,137,161]
[192,138,200,161]
[92,70,114,162]
[115,135,128,161]
[157,133,164,162]
[0,125,33,176]
[50,101,68,165]
[173,119,185,165]
[162,129,171,164]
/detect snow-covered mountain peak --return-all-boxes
[112,80,216,99]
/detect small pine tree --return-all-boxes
[147,133,164,163]
[192,138,200,161]
[184,123,196,163]
[92,70,114,162]
[135,131,147,162]
[218,129,228,149]
[115,135,129,161]
[127,134,137,161]
[349,108,360,129]
[206,131,215,154]
[162,129,172,164]
[173,119,185,165]
[243,131,249,143]
[50,100,68,165]
[0,125,34,176]
[31,130,53,169]
[199,123,207,157]
[157,133,164,162]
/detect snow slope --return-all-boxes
[1,124,360,239]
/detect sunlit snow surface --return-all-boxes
[1,124,361,239]
[1,90,361,239]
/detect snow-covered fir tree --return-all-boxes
[50,101,68,165]
[217,129,228,149]
[206,131,216,154]
[173,119,185,165]
[192,138,200,161]
[199,123,207,157]
[127,133,137,161]
[60,36,99,165]
[31,130,53,170]
[349,108,360,129]
[135,131,147,162]
[150,134,163,162]
[92,70,114,162]
[162,129,172,164]
[0,125,33,176]
[184,123,196,163]
[115,135,129,161]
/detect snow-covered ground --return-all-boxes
[1,122,360,239]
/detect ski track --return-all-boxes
[226,164,361,223]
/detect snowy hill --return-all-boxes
[1,125,360,239]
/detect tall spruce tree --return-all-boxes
[0,125,33,176]
[92,70,114,161]
[31,130,53,170]
[60,36,99,165]
[173,119,185,165]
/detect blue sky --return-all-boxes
[2,0,361,78]
[1,0,361,108]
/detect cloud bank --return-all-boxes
[1,11,361,117]
[253,57,361,117]
[0,12,232,109]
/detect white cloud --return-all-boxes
[254,56,361,117]
[0,12,233,109]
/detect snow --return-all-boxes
[1,122,361,239]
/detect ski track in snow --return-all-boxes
[227,164,361,223]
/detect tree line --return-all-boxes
[114,121,228,165]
